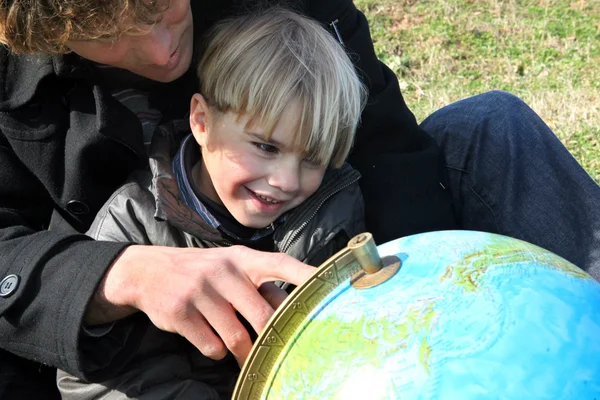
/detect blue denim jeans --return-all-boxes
[420,90,600,281]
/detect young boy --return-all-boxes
[57,8,366,400]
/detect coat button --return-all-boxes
[0,275,20,298]
[66,200,89,215]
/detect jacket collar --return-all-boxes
[149,120,226,244]
[0,45,95,110]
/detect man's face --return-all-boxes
[189,95,327,229]
[66,0,193,82]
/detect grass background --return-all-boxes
[356,0,600,183]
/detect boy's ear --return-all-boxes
[189,93,210,146]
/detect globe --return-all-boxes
[234,230,600,399]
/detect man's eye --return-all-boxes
[253,142,278,153]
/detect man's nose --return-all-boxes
[269,160,301,193]
[140,23,172,66]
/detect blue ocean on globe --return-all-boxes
[264,231,600,399]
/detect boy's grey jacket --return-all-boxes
[57,121,365,400]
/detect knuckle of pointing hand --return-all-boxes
[210,263,233,281]
[254,303,274,325]
[183,329,225,360]
[163,294,193,320]
[224,329,249,353]
[201,342,227,360]
[227,244,246,257]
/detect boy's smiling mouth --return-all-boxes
[246,188,287,209]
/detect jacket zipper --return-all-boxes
[280,174,360,253]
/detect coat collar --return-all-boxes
[0,49,112,111]
[0,49,52,111]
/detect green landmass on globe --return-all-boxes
[442,235,591,293]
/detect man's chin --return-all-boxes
[145,64,189,83]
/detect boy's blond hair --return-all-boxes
[0,0,166,54]
[197,8,367,168]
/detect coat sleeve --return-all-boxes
[85,172,191,249]
[85,181,155,245]
[304,0,458,244]
[0,132,133,378]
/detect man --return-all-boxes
[1,0,598,398]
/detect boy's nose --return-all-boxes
[269,161,301,194]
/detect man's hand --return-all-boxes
[85,245,315,366]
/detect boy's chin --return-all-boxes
[236,216,278,229]
[242,221,276,229]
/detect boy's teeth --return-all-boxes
[258,194,279,203]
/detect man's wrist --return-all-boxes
[83,246,141,325]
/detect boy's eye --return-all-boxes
[253,142,279,154]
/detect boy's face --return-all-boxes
[66,0,193,83]
[189,95,327,229]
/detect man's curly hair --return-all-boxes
[0,0,168,54]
